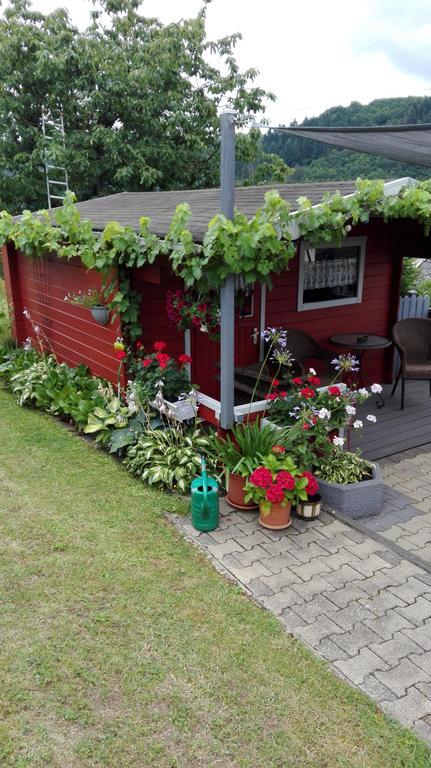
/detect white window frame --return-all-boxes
[297,236,367,312]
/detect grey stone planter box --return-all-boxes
[318,463,383,519]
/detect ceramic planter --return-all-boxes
[226,472,258,510]
[318,464,383,518]
[295,494,321,520]
[259,500,292,530]
[90,306,109,325]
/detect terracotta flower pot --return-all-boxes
[295,494,321,520]
[226,472,258,510]
[259,500,292,530]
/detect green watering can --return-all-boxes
[191,456,219,532]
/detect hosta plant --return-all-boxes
[125,424,213,493]
[84,397,129,445]
[316,448,373,485]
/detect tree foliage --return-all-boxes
[263,96,431,182]
[0,0,273,213]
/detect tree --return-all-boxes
[0,0,274,213]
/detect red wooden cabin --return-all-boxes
[3,178,430,425]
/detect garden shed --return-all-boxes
[2,177,430,425]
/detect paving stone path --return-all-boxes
[171,495,431,744]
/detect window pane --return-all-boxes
[303,245,360,304]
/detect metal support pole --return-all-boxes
[219,110,236,429]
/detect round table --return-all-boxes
[329,333,392,406]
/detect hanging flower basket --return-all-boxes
[91,306,109,325]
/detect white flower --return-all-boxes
[371,383,382,393]
[34,324,41,334]
[353,419,363,429]
[23,307,30,319]
[200,324,208,333]
[23,337,32,350]
[309,367,317,376]
[358,388,369,398]
[345,405,356,416]
[333,436,345,447]
[318,407,331,420]
[367,414,377,423]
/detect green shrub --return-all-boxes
[211,420,292,477]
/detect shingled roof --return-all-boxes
[73,181,358,240]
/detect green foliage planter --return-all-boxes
[317,464,383,519]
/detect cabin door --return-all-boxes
[190,284,262,400]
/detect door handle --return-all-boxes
[252,327,258,345]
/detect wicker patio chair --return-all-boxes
[391,317,431,409]
[285,329,333,381]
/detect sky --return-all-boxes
[26,0,431,125]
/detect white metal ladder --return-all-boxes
[41,106,69,209]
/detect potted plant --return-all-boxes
[65,288,109,325]
[130,341,196,420]
[295,471,321,520]
[315,447,383,518]
[211,421,291,510]
[244,452,308,530]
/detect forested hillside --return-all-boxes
[262,96,431,181]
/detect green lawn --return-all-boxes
[0,391,430,767]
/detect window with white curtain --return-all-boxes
[297,236,366,311]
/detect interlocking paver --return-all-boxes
[397,597,431,626]
[260,553,301,574]
[327,603,376,631]
[292,594,338,624]
[370,635,423,665]
[289,558,331,581]
[359,674,397,703]
[223,560,272,584]
[364,609,414,641]
[324,584,370,609]
[334,648,388,686]
[207,539,245,558]
[381,687,431,728]
[230,545,274,567]
[260,568,302,592]
[409,652,431,676]
[290,575,334,601]
[317,637,349,662]
[375,659,425,696]
[280,607,306,632]
[261,589,303,616]
[295,616,344,646]
[333,624,382,656]
[402,622,431,651]
[388,577,431,605]
[322,564,364,589]
[360,590,407,616]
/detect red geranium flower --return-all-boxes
[328,385,341,396]
[275,470,295,490]
[142,358,152,368]
[302,422,310,430]
[272,379,280,387]
[178,354,192,366]
[279,391,288,398]
[266,485,285,504]
[249,467,273,488]
[154,341,167,351]
[292,377,303,386]
[271,445,286,455]
[302,471,319,497]
[300,387,316,399]
[115,350,127,361]
[308,375,321,386]
[136,341,144,350]
[155,352,170,367]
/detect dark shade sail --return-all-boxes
[282,124,431,167]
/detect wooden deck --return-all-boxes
[351,380,431,460]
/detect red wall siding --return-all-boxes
[132,262,185,358]
[265,219,429,385]
[2,246,123,385]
